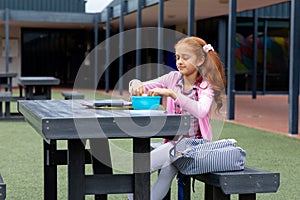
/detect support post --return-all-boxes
[252,9,258,99]
[227,0,237,120]
[289,0,300,135]
[119,0,126,95]
[94,14,99,90]
[157,0,164,77]
[136,0,144,80]
[262,20,268,94]
[5,8,10,73]
[188,0,195,36]
[105,7,112,93]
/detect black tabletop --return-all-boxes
[0,72,17,78]
[18,100,190,140]
[18,76,60,86]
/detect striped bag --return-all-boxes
[169,138,246,175]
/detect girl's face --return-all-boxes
[175,43,203,77]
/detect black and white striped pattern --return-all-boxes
[170,138,246,175]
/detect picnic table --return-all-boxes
[18,76,60,100]
[0,72,17,92]
[0,73,18,117]
[18,100,190,200]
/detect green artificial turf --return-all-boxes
[219,123,300,200]
[1,122,299,199]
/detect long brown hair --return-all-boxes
[175,36,226,113]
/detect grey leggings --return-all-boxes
[150,142,178,200]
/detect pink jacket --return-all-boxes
[139,71,214,140]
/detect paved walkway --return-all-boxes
[98,90,300,139]
[232,95,300,139]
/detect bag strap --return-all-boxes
[192,176,196,193]
[169,145,176,158]
[169,136,185,157]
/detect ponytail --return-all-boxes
[189,37,226,113]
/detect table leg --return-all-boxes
[181,175,191,200]
[45,87,51,99]
[19,85,23,98]
[204,184,213,200]
[8,77,12,93]
[239,194,256,200]
[133,138,150,200]
[212,186,230,200]
[68,139,85,200]
[25,86,33,100]
[90,139,113,200]
[44,140,57,200]
[4,101,10,117]
[5,77,11,116]
[0,101,3,117]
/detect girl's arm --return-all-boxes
[175,85,214,119]
[146,80,214,119]
[129,71,178,95]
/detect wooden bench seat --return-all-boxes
[61,91,84,100]
[152,143,279,200]
[0,173,6,200]
[0,91,12,100]
[182,166,280,200]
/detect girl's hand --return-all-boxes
[148,88,177,100]
[135,86,145,96]
[129,79,145,96]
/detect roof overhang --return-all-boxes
[0,0,291,29]
[0,9,97,29]
[106,0,290,29]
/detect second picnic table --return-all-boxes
[0,72,18,116]
[18,76,60,100]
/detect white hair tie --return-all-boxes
[203,44,214,53]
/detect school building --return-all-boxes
[1,0,299,133]
[0,0,291,91]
